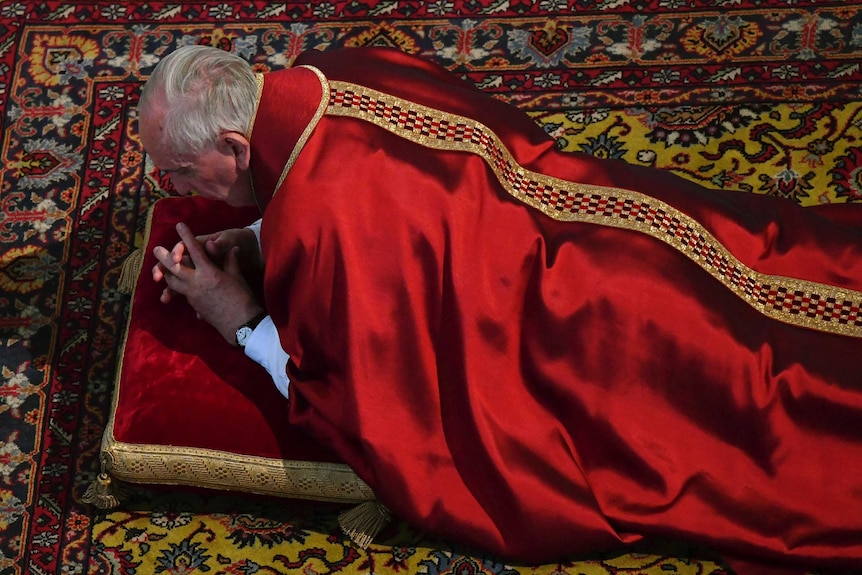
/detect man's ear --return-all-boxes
[221,132,251,171]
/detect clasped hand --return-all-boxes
[152,222,264,345]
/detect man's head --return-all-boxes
[139,45,259,207]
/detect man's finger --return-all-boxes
[160,286,175,304]
[224,246,242,277]
[153,246,180,275]
[175,222,211,268]
[160,267,190,296]
[170,240,186,264]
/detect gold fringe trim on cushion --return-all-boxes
[118,248,143,295]
[339,501,391,549]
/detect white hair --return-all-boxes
[140,45,257,156]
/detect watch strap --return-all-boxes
[243,312,267,332]
[236,312,268,347]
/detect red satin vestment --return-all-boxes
[247,47,862,573]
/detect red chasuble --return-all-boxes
[247,47,862,573]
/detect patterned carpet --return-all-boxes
[2,1,861,574]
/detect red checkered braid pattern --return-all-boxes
[326,81,862,338]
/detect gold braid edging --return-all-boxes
[325,80,862,339]
[273,65,330,196]
[101,436,375,504]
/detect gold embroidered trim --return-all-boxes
[102,436,374,504]
[271,65,330,197]
[99,197,375,504]
[248,74,265,211]
[247,73,264,141]
[326,81,862,338]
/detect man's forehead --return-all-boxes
[139,99,191,171]
[142,134,190,172]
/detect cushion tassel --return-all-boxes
[117,248,143,295]
[338,501,391,549]
[82,468,127,510]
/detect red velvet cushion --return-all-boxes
[111,196,341,464]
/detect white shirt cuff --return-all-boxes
[246,219,262,250]
[243,314,291,399]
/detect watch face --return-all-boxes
[236,326,253,347]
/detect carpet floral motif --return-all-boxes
[1,1,860,574]
[535,102,862,204]
[91,492,731,575]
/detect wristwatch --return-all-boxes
[235,312,267,348]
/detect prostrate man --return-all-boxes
[140,44,862,573]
